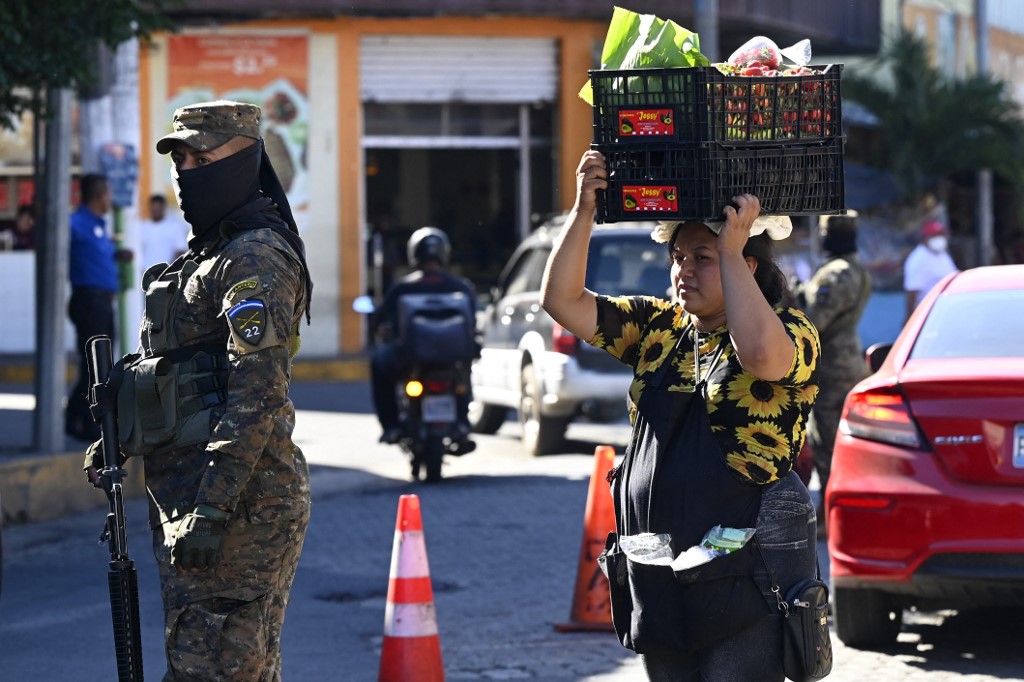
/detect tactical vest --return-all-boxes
[116,255,229,458]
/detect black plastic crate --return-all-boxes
[596,140,845,223]
[590,65,843,146]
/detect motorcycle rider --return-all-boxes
[370,226,478,450]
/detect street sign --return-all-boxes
[98,143,138,209]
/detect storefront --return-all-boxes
[138,17,603,356]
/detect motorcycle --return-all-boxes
[355,291,478,482]
[395,361,475,482]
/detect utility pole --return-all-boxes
[976,0,994,266]
[695,0,719,62]
[35,87,73,452]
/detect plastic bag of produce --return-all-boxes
[727,35,812,70]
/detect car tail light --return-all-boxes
[405,380,424,397]
[839,389,921,448]
[552,323,579,356]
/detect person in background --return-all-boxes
[139,193,188,270]
[11,204,35,250]
[904,219,958,322]
[83,100,313,681]
[542,149,819,681]
[66,174,131,441]
[797,212,872,536]
[369,226,478,450]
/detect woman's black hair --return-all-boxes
[668,222,791,307]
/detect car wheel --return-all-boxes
[519,363,567,456]
[833,587,902,648]
[468,399,507,434]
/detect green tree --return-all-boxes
[844,30,1024,199]
[0,0,175,128]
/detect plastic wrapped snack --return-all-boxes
[620,532,675,565]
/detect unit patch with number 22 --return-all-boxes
[227,299,268,346]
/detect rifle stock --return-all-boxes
[87,335,144,682]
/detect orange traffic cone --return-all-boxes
[379,494,445,682]
[554,445,617,632]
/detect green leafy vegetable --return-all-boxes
[580,6,710,104]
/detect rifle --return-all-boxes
[87,335,144,682]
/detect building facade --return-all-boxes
[2,1,881,356]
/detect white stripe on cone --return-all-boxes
[383,602,440,638]
[390,529,430,578]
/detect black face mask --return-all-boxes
[171,141,262,237]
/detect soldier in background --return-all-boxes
[797,212,872,536]
[85,100,313,681]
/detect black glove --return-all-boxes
[170,504,231,571]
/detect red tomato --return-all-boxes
[741,66,764,76]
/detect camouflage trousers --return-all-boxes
[152,497,311,682]
[806,387,847,493]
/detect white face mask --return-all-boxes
[926,236,948,252]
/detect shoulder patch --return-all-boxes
[227,299,268,346]
[225,279,260,304]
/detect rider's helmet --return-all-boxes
[407,226,451,268]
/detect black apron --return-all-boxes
[600,327,772,655]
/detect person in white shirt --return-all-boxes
[139,193,188,270]
[904,220,958,321]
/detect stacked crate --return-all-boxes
[590,65,845,223]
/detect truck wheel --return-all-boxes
[468,400,507,434]
[519,363,567,456]
[833,587,902,648]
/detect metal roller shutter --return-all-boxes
[360,35,557,103]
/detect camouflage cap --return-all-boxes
[156,100,262,155]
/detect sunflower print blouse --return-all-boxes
[591,294,820,484]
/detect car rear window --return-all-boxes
[586,236,668,297]
[910,289,1024,359]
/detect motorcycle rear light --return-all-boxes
[839,389,921,448]
[405,380,424,398]
[553,323,579,356]
[424,379,451,393]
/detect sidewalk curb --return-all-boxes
[0,355,369,525]
[0,356,370,384]
[0,451,147,525]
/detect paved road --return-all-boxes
[1,381,1021,680]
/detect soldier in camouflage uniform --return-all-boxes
[85,101,313,681]
[798,212,872,521]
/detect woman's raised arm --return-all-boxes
[540,150,607,340]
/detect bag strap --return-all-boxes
[754,537,823,618]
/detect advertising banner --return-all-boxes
[166,34,310,213]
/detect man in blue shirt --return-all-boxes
[66,173,130,440]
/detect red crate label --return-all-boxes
[622,186,678,212]
[618,109,675,137]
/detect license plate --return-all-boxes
[1015,424,1024,469]
[422,395,456,423]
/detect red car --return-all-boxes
[826,264,1024,648]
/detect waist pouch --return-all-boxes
[116,346,228,457]
[598,531,771,655]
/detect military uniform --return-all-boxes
[799,253,872,492]
[101,101,312,682]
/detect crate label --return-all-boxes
[622,186,678,212]
[618,109,675,137]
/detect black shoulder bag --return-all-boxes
[756,541,833,681]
